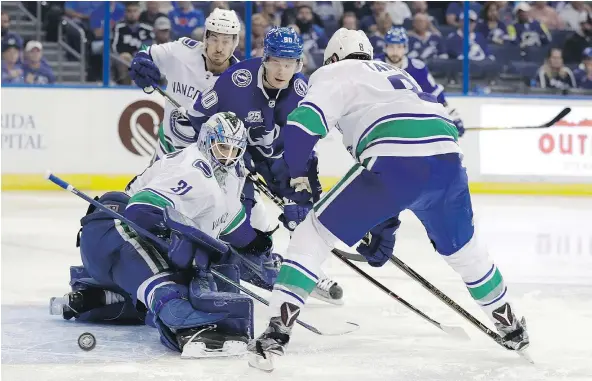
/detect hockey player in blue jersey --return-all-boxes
[189,26,344,304]
[50,113,278,357]
[375,27,465,137]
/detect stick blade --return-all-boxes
[544,107,571,127]
[440,324,471,340]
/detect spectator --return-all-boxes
[64,1,102,25]
[534,48,577,90]
[140,1,167,26]
[507,2,551,48]
[529,1,564,30]
[1,38,23,84]
[386,1,412,26]
[496,1,515,26]
[408,13,448,60]
[296,4,328,50]
[446,1,483,28]
[313,1,344,24]
[1,11,23,51]
[369,13,393,55]
[446,10,494,61]
[410,1,440,28]
[23,41,55,85]
[251,13,270,52]
[360,1,388,33]
[563,12,592,64]
[112,2,154,85]
[341,11,359,30]
[210,1,230,11]
[168,1,205,39]
[574,47,592,89]
[476,2,508,45]
[153,17,173,45]
[260,1,282,27]
[90,2,125,41]
[559,1,591,33]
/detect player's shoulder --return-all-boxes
[114,22,126,30]
[310,59,355,81]
[220,58,261,89]
[409,58,427,70]
[175,37,204,50]
[290,72,309,98]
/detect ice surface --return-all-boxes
[2,192,592,381]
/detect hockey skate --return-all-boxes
[491,303,530,352]
[310,278,344,305]
[178,325,248,358]
[248,302,299,372]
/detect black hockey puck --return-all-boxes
[78,332,96,351]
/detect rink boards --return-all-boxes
[2,87,591,195]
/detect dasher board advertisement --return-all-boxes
[479,104,592,177]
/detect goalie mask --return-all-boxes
[198,112,247,179]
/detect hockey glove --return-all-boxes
[129,52,161,93]
[356,217,401,267]
[270,158,314,204]
[447,107,465,137]
[279,200,311,232]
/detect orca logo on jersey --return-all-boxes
[192,159,213,178]
[118,100,164,157]
[294,78,308,98]
[232,69,252,88]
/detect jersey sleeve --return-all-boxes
[411,59,445,104]
[141,38,195,76]
[283,68,346,177]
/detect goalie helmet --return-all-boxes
[323,28,373,65]
[197,112,247,173]
[204,8,241,50]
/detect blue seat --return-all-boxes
[427,57,462,78]
[551,30,573,47]
[523,45,550,63]
[438,25,456,38]
[510,61,540,79]
[488,44,523,64]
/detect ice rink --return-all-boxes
[2,192,592,381]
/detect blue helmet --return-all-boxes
[385,27,409,46]
[263,26,304,61]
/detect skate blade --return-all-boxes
[49,297,66,315]
[310,290,344,306]
[181,341,247,359]
[248,352,275,372]
[516,345,534,364]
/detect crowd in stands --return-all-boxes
[1,1,591,93]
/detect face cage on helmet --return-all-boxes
[205,125,247,169]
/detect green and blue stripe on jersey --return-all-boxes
[128,188,176,210]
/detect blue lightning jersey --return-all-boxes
[374,55,446,104]
[190,58,308,162]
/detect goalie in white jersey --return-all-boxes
[248,29,530,371]
[129,8,240,159]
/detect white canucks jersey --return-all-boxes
[142,38,237,158]
[126,144,247,238]
[287,60,460,162]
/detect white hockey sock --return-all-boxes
[268,212,338,316]
[442,233,513,324]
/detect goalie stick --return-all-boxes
[45,172,358,337]
[248,174,469,340]
[466,107,571,131]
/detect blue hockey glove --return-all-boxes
[279,200,311,231]
[356,217,401,267]
[129,52,161,92]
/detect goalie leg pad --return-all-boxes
[189,282,254,339]
[211,263,241,293]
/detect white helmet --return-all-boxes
[323,28,373,65]
[197,112,247,175]
[204,8,241,39]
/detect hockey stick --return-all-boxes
[248,175,470,340]
[45,172,358,337]
[466,107,571,131]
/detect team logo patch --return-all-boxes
[192,159,213,178]
[294,78,308,97]
[232,69,252,88]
